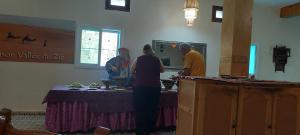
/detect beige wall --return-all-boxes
[0,0,222,111]
[0,0,299,111]
[252,4,300,81]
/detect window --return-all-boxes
[111,0,126,6]
[105,0,130,12]
[249,44,257,75]
[79,28,121,68]
[212,5,223,23]
[100,29,121,66]
[80,29,100,64]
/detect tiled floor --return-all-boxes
[11,114,175,135]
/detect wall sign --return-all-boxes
[273,46,291,72]
[0,23,75,64]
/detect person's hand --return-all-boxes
[178,71,183,75]
[170,75,179,81]
[111,66,118,72]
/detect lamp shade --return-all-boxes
[184,0,199,26]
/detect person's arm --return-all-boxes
[182,53,192,76]
[159,59,165,73]
[105,57,118,72]
[181,68,191,76]
[131,59,137,74]
[105,59,112,73]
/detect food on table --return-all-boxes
[68,82,83,89]
[161,79,175,90]
[89,82,101,88]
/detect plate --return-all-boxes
[114,88,126,91]
[68,88,80,90]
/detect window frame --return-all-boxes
[75,24,122,69]
[105,0,130,12]
[212,5,223,23]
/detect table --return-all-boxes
[43,85,178,133]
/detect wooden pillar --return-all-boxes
[220,0,254,77]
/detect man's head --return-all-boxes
[118,48,129,58]
[143,44,154,55]
[179,43,192,55]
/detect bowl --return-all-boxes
[161,79,175,90]
[101,80,111,89]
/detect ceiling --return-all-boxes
[255,0,300,7]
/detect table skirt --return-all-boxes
[45,101,177,133]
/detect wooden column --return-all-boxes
[220,0,254,77]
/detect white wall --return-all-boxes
[252,4,300,82]
[0,0,222,111]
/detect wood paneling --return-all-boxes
[177,80,197,135]
[272,88,300,135]
[236,88,272,135]
[202,84,237,135]
[280,3,300,18]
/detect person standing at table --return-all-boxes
[179,43,205,76]
[105,48,131,81]
[131,44,164,135]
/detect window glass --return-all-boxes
[100,29,120,66]
[111,0,126,6]
[216,10,223,19]
[80,29,100,64]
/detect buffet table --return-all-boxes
[42,85,177,133]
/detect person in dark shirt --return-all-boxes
[131,44,164,135]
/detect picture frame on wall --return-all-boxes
[212,5,223,23]
[105,0,130,12]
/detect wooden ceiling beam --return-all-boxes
[280,2,300,18]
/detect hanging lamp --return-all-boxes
[184,0,199,26]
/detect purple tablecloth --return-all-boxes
[43,85,178,133]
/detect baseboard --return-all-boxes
[12,111,45,115]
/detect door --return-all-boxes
[272,88,300,135]
[236,87,273,135]
[198,83,238,135]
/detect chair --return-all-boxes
[0,108,55,135]
[94,126,110,135]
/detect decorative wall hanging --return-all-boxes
[0,23,75,64]
[273,46,291,72]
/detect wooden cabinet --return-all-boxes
[177,79,238,135]
[272,88,300,135]
[177,79,197,135]
[199,82,237,135]
[236,87,273,135]
[176,78,300,135]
